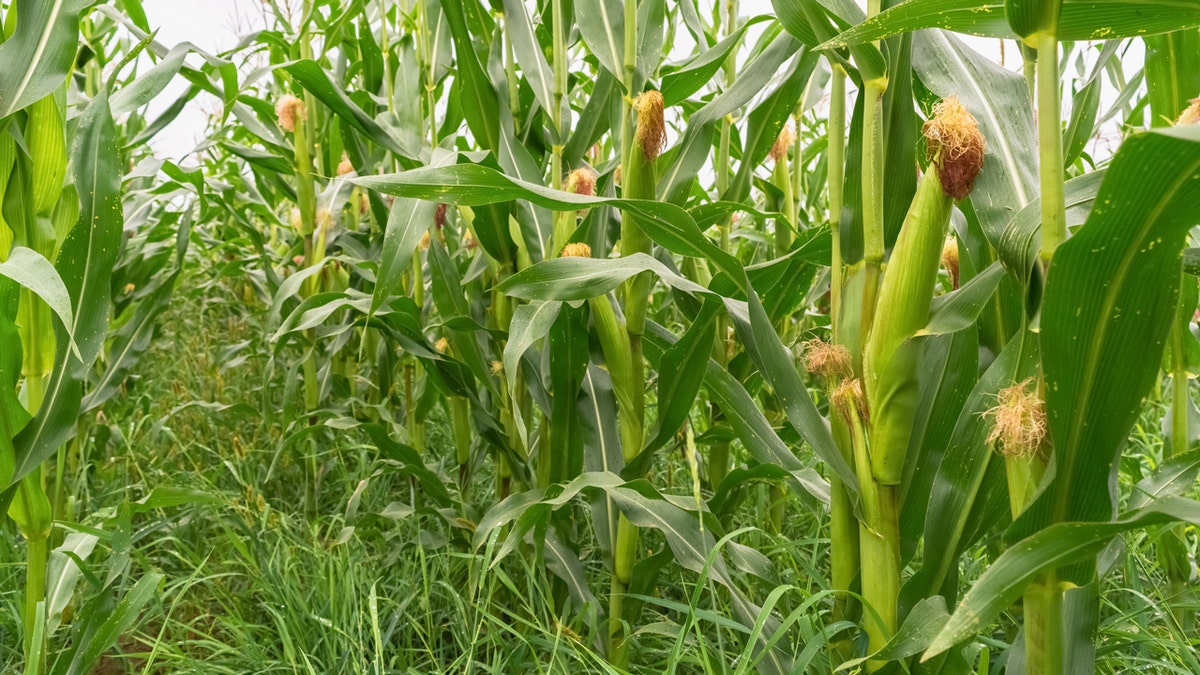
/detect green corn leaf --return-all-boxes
[726,52,818,203]
[636,0,667,89]
[580,365,624,559]
[109,44,188,115]
[898,328,978,563]
[440,0,502,152]
[1145,29,1200,126]
[630,299,719,472]
[543,530,598,609]
[8,92,123,489]
[0,279,29,440]
[903,328,1039,610]
[0,0,91,119]
[546,304,589,484]
[1063,69,1103,168]
[284,60,419,163]
[0,247,76,357]
[44,532,98,634]
[917,261,1007,337]
[730,288,854,491]
[1009,126,1200,553]
[574,0,625,85]
[661,16,774,107]
[658,32,802,205]
[428,239,499,395]
[1006,0,1062,38]
[500,0,555,128]
[643,322,834,504]
[998,170,1106,285]
[372,198,437,313]
[820,0,1200,49]
[496,253,709,301]
[926,495,1200,659]
[357,162,745,281]
[83,268,181,412]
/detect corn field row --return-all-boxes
[2,0,1200,673]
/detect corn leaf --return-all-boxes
[1009,126,1200,553]
[926,495,1200,659]
[820,0,1200,49]
[0,0,91,119]
[1145,29,1200,126]
[8,92,123,489]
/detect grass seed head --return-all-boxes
[418,231,431,251]
[923,96,985,200]
[633,91,666,161]
[275,94,306,132]
[337,154,354,175]
[490,360,504,375]
[1178,98,1200,126]
[561,242,592,258]
[769,121,796,163]
[435,203,448,228]
[462,229,477,250]
[803,339,853,384]
[435,337,450,353]
[289,207,303,233]
[985,379,1047,458]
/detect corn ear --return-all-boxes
[864,97,983,485]
[620,91,663,336]
[26,95,67,216]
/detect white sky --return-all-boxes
[139,0,1134,162]
[141,0,265,160]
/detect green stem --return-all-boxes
[18,321,51,671]
[825,65,859,664]
[1036,33,1066,267]
[772,159,795,257]
[859,79,886,348]
[379,0,394,110]
[451,396,472,495]
[1024,574,1064,675]
[590,291,641,664]
[829,67,846,345]
[844,394,898,669]
[1163,301,1193,629]
[1171,318,1189,457]
[23,532,47,661]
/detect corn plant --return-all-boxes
[0,1,217,671]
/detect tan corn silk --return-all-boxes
[986,379,1048,458]
[923,96,985,200]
